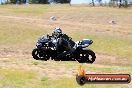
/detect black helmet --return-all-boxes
[53,27,62,37]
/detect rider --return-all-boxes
[52,27,75,59]
[52,27,62,38]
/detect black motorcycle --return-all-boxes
[32,34,96,63]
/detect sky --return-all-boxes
[71,0,90,4]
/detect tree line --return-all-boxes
[91,0,129,7]
[4,0,130,8]
[10,0,70,4]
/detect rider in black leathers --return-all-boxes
[52,27,75,60]
[36,27,75,60]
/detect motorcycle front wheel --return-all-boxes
[32,48,50,61]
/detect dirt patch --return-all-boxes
[0,57,77,80]
[95,53,132,66]
[0,49,131,66]
[0,49,30,58]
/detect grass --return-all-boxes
[0,18,50,51]
[52,61,132,73]
[0,21,131,58]
[2,57,131,74]
[0,4,51,15]
[47,77,131,88]
[83,64,132,73]
[70,32,132,59]
[86,34,132,59]
[0,4,132,17]
[32,61,39,65]
[0,4,132,88]
[0,60,131,88]
[0,4,131,61]
[0,68,38,88]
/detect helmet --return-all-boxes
[53,27,62,37]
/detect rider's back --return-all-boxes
[57,34,75,52]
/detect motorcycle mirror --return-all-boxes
[69,37,72,40]
[79,41,82,44]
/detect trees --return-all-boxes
[53,0,70,3]
[119,0,128,8]
[110,0,129,8]
[10,0,49,4]
[92,0,95,6]
[38,0,48,3]
[96,0,102,6]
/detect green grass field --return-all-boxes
[0,4,132,88]
[0,58,131,88]
[0,4,132,58]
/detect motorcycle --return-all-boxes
[32,35,96,63]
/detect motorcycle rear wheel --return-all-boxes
[76,49,96,63]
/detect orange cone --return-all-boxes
[78,65,85,76]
